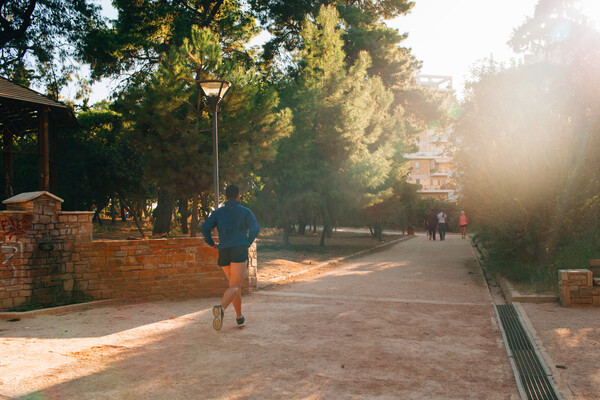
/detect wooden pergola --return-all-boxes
[0,77,77,200]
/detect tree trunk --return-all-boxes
[120,199,127,221]
[282,224,290,246]
[298,216,306,235]
[319,224,329,247]
[110,198,116,224]
[118,194,146,239]
[179,197,189,235]
[190,194,199,237]
[153,188,175,235]
[93,206,103,225]
[368,225,375,238]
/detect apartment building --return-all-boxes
[405,75,457,201]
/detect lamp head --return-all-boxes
[199,80,232,112]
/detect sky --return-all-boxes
[87,0,600,103]
[387,0,539,99]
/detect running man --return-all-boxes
[201,185,260,331]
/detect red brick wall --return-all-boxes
[0,194,93,310]
[0,192,257,311]
[73,238,256,302]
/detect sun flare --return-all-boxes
[581,0,600,27]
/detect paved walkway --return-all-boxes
[0,233,519,399]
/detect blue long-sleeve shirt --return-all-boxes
[201,200,260,249]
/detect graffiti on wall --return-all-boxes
[0,215,26,271]
[0,215,26,241]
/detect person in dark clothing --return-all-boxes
[202,185,260,331]
[426,211,438,240]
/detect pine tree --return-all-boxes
[266,5,409,246]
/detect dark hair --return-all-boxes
[225,185,240,200]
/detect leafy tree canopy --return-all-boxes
[262,5,412,245]
[82,0,259,84]
[0,0,103,94]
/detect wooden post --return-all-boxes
[38,107,50,191]
[2,129,14,199]
[50,126,58,194]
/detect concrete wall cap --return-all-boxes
[3,191,64,204]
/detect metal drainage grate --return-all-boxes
[495,304,562,400]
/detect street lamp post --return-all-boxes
[199,80,232,209]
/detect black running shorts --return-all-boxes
[217,245,249,266]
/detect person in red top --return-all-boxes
[459,211,468,239]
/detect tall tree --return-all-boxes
[0,0,103,94]
[57,107,149,221]
[82,0,258,85]
[265,5,410,246]
[453,0,600,283]
[249,0,413,61]
[119,26,291,235]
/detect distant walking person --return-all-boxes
[437,210,447,241]
[426,210,438,240]
[202,185,260,331]
[459,210,468,239]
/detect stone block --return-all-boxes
[559,285,571,307]
[12,297,26,308]
[63,279,74,292]
[89,256,106,268]
[571,296,593,305]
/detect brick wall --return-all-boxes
[73,238,257,302]
[0,191,257,311]
[558,269,600,307]
[0,192,93,310]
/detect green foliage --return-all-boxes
[82,0,258,82]
[258,5,413,245]
[116,26,291,233]
[0,0,103,95]
[249,0,414,61]
[455,0,600,286]
[57,107,150,213]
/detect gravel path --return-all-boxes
[0,234,519,399]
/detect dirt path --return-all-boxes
[0,234,519,399]
[518,302,600,400]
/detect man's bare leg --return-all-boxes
[221,262,248,318]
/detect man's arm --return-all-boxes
[201,212,217,247]
[246,210,260,245]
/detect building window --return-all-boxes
[414,162,420,171]
[415,179,420,185]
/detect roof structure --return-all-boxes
[0,77,71,109]
[0,77,77,138]
[0,77,78,199]
[3,191,64,204]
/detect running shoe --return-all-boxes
[212,305,224,331]
[236,316,245,327]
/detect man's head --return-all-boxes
[225,185,240,200]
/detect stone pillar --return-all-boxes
[0,191,93,311]
[247,242,258,292]
[558,269,599,307]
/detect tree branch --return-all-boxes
[0,0,37,48]
[201,0,224,27]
